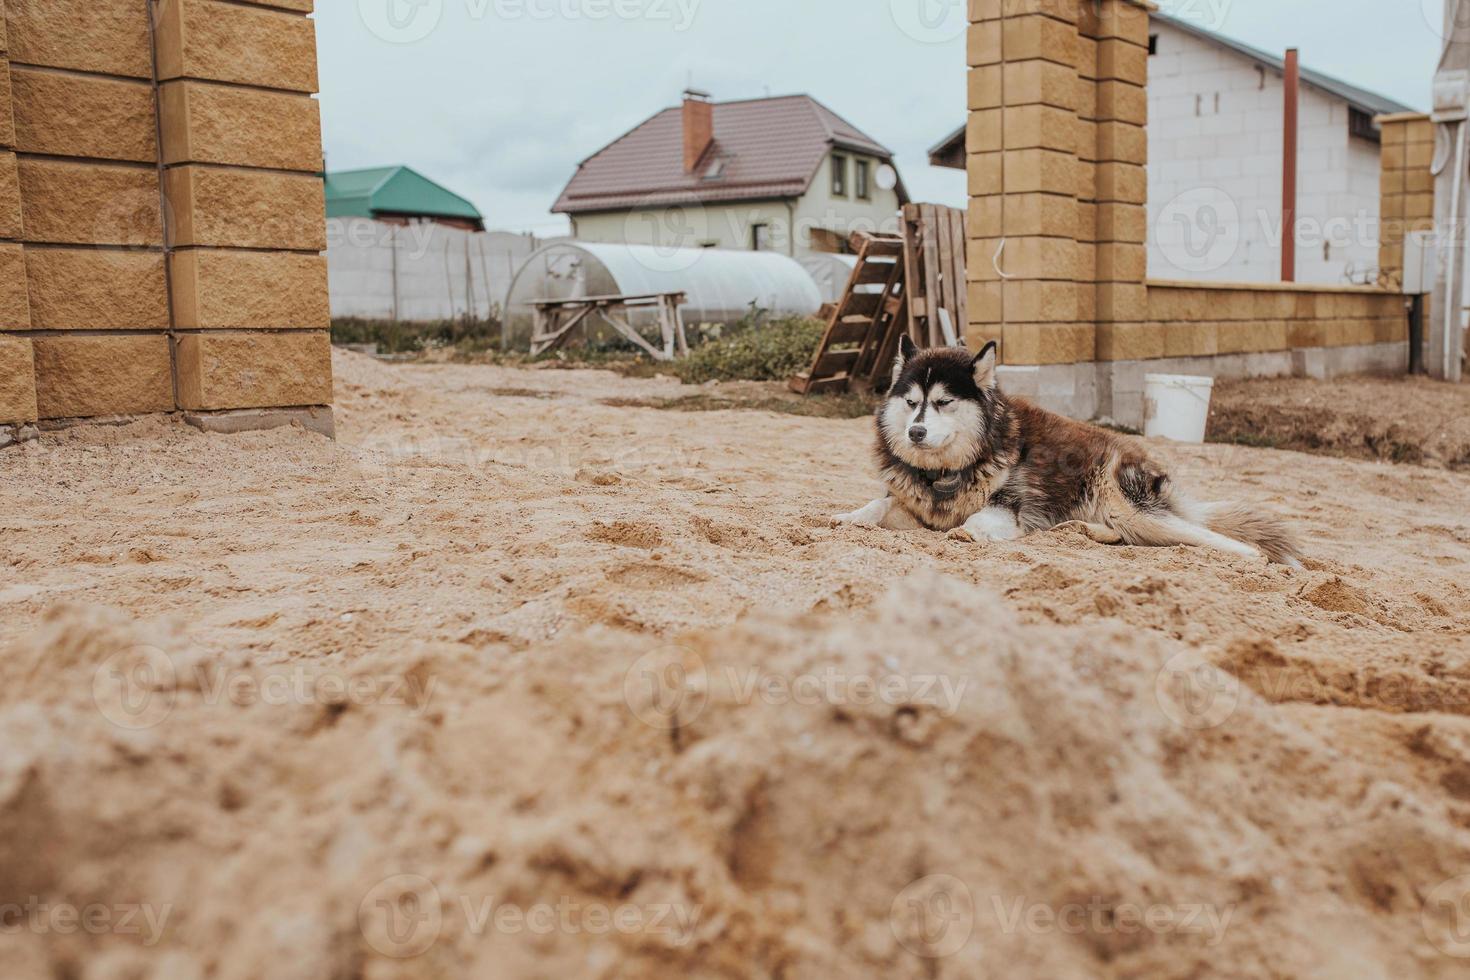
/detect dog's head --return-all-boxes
[879,337,999,470]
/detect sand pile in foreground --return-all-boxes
[0,351,1468,978]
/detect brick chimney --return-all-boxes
[682,89,713,173]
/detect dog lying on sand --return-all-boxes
[833,338,1303,567]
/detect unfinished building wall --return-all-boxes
[0,0,331,443]
[965,0,1420,427]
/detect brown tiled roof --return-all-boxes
[552,94,898,214]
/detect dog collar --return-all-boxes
[924,470,967,498]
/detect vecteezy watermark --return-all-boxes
[327,217,441,261]
[1154,649,1241,730]
[1424,874,1470,958]
[357,875,702,959]
[623,645,708,730]
[1155,0,1231,31]
[92,645,178,731]
[1154,187,1242,275]
[622,652,971,730]
[93,653,438,731]
[889,0,967,44]
[359,0,701,43]
[1154,190,1454,281]
[0,899,172,947]
[991,895,1235,947]
[891,875,975,958]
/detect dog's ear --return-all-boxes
[972,341,998,389]
[892,335,918,385]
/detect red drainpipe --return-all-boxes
[1282,48,1300,282]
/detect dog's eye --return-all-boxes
[905,399,918,409]
[934,399,953,409]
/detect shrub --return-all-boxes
[331,315,503,355]
[670,314,824,385]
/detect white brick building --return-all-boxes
[1145,13,1409,286]
[929,13,1414,287]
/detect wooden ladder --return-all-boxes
[788,232,907,395]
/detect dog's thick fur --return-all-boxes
[833,338,1304,566]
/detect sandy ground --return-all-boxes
[2,349,1470,978]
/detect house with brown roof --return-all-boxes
[552,91,908,258]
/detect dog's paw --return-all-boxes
[947,526,980,543]
[1055,520,1124,545]
[831,512,862,528]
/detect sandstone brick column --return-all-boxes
[1082,0,1154,361]
[154,0,331,424]
[0,2,38,429]
[965,0,1090,364]
[1375,113,1435,289]
[966,0,1154,376]
[5,0,174,420]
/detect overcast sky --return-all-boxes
[317,0,1446,236]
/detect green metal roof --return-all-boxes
[324,166,484,224]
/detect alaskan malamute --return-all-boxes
[833,338,1303,566]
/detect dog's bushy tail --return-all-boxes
[1178,499,1305,567]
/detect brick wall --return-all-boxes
[964,0,1419,390]
[0,0,331,434]
[1376,113,1435,289]
[1147,20,1383,285]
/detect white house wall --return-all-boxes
[326,218,542,322]
[1146,21,1382,286]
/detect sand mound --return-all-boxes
[4,581,1469,979]
[2,351,1470,977]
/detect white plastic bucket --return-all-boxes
[1142,374,1214,443]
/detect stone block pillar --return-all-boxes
[0,1,37,429]
[0,0,332,438]
[0,0,34,429]
[965,0,1155,381]
[155,0,332,417]
[1375,113,1435,288]
[1082,0,1154,361]
[966,0,1089,364]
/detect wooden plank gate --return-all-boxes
[902,203,968,349]
[789,204,968,395]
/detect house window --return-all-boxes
[831,154,848,197]
[751,223,771,251]
[856,159,871,200]
[1148,34,1158,55]
[1349,107,1380,143]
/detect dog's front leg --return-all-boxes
[948,506,1023,544]
[834,498,923,530]
[832,497,895,528]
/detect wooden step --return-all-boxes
[855,260,897,285]
[827,318,872,345]
[804,374,853,395]
[811,349,860,378]
[845,291,882,317]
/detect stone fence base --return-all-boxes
[1000,341,1408,428]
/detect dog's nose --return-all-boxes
[908,425,927,444]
